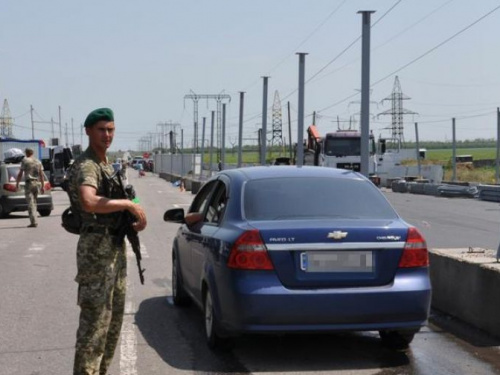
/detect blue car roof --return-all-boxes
[219,166,366,182]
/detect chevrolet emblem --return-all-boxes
[327,231,348,240]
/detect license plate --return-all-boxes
[300,251,373,273]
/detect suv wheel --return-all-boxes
[39,209,51,217]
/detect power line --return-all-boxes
[371,3,500,88]
[241,1,403,124]
[310,0,455,84]
[241,0,348,93]
[318,3,500,115]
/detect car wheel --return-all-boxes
[204,288,223,349]
[39,209,51,217]
[172,254,189,306]
[379,330,416,350]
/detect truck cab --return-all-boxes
[41,146,73,187]
[321,130,377,174]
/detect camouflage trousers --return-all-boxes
[73,229,126,375]
[24,180,39,225]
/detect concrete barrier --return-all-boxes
[429,248,500,338]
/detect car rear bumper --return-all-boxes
[0,195,54,213]
[213,267,431,335]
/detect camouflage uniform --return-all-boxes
[20,156,42,226]
[68,147,127,375]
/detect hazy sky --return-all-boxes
[2,0,500,151]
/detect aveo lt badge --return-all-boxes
[327,231,348,240]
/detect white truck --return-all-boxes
[303,126,377,175]
[0,138,43,161]
[41,145,73,187]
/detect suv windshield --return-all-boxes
[244,177,398,221]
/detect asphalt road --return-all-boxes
[1,172,500,374]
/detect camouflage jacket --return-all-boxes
[67,147,122,227]
[20,156,42,182]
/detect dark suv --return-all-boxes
[0,162,53,218]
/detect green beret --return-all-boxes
[84,108,114,128]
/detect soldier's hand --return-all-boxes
[128,203,147,232]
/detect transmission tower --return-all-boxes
[0,99,13,137]
[271,90,283,149]
[377,76,417,146]
[184,91,231,154]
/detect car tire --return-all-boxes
[172,254,190,306]
[204,288,223,349]
[379,330,416,350]
[39,209,52,217]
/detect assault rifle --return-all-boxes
[115,173,146,284]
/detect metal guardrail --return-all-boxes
[478,185,500,202]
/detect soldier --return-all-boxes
[68,108,147,375]
[16,147,45,227]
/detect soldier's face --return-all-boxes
[87,121,115,151]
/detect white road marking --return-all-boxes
[25,243,45,257]
[120,243,138,375]
[29,243,45,252]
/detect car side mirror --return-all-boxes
[163,208,185,223]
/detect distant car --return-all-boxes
[131,158,144,170]
[0,161,53,218]
[163,166,431,349]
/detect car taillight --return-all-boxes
[227,230,274,270]
[398,227,429,268]
[44,182,51,191]
[3,183,17,192]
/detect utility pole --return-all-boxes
[415,122,421,177]
[181,129,184,176]
[58,105,62,141]
[65,122,69,146]
[260,77,269,165]
[496,108,500,184]
[288,101,292,160]
[358,10,375,177]
[200,117,206,178]
[30,105,34,139]
[238,92,245,168]
[452,118,457,182]
[221,103,226,170]
[71,118,74,146]
[296,53,307,167]
[209,111,215,175]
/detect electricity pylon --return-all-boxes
[377,76,417,146]
[0,99,13,137]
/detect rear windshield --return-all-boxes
[243,177,398,220]
[7,166,21,182]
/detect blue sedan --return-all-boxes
[163,166,431,349]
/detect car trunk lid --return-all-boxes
[249,219,408,289]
